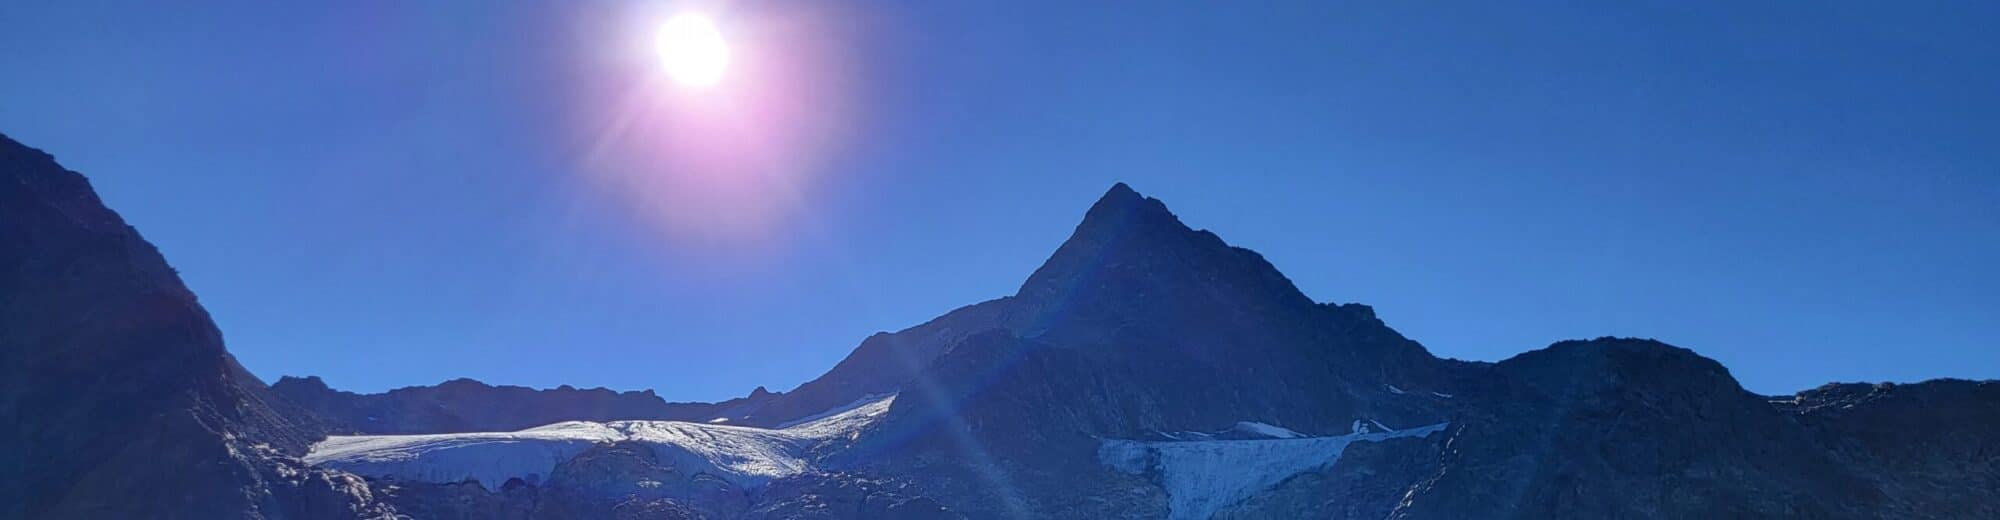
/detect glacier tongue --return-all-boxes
[304,394,895,491]
[1099,420,1449,520]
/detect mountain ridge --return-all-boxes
[269,374,729,434]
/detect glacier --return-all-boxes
[1230,421,1303,439]
[1099,419,1449,520]
[305,394,895,491]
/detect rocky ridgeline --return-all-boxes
[271,375,736,434]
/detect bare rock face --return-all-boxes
[0,133,396,519]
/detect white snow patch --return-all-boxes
[1155,430,1217,441]
[1099,420,1448,520]
[1231,421,1302,439]
[772,392,896,440]
[775,393,894,430]
[306,394,896,491]
[303,421,620,490]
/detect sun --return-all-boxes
[655,13,729,88]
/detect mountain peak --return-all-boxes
[1008,183,1316,339]
[1076,182,1181,238]
[1095,181,1142,207]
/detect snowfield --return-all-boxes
[1100,419,1449,520]
[305,394,895,491]
[1230,421,1303,439]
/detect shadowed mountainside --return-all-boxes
[0,133,396,519]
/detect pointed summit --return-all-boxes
[1090,182,1146,212]
[1073,182,1184,242]
[1008,183,1315,339]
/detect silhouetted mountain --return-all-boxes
[746,184,1463,433]
[839,184,1482,516]
[0,133,395,519]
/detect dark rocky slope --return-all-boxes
[1781,379,2000,518]
[0,133,395,519]
[1387,338,1884,518]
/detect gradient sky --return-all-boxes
[2,1,1994,400]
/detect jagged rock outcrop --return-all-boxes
[0,133,396,519]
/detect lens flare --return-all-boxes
[656,13,728,87]
[567,2,861,248]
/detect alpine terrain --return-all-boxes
[3,131,1995,519]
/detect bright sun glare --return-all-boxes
[656,13,729,88]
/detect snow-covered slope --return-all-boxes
[1099,420,1449,520]
[305,394,895,491]
[1230,421,1303,439]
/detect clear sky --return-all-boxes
[2,2,1994,400]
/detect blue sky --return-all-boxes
[2,1,1994,400]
